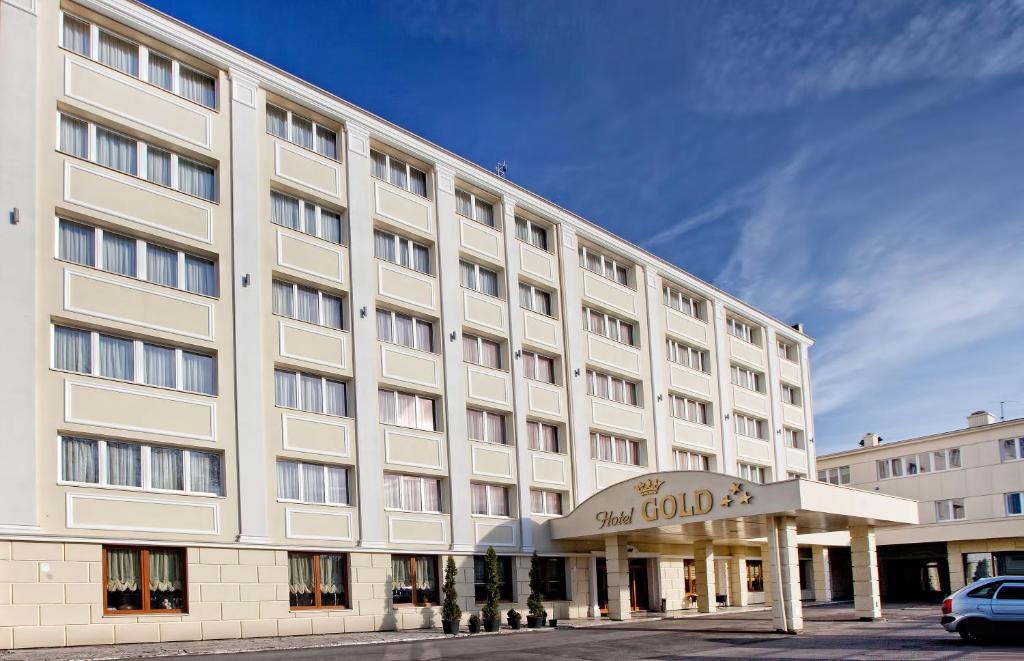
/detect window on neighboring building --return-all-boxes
[463,334,502,369]
[583,307,635,346]
[784,428,805,450]
[455,188,495,227]
[673,449,711,471]
[515,217,548,251]
[936,498,966,522]
[520,283,553,316]
[666,339,707,372]
[377,389,437,431]
[1000,437,1024,462]
[730,365,763,392]
[527,421,559,453]
[726,317,757,344]
[876,448,961,479]
[391,555,438,606]
[530,490,563,516]
[376,309,433,352]
[591,433,641,466]
[270,191,345,244]
[61,12,217,109]
[1006,492,1023,516]
[103,546,186,614]
[57,218,217,296]
[663,285,704,320]
[471,483,510,517]
[669,395,710,425]
[274,369,348,416]
[578,246,630,286]
[383,474,442,512]
[738,462,768,484]
[287,552,348,608]
[777,339,797,362]
[781,383,802,406]
[733,414,767,440]
[746,560,764,591]
[61,436,222,496]
[265,104,338,159]
[53,325,216,395]
[817,466,851,485]
[373,229,431,274]
[460,261,500,297]
[276,461,349,505]
[466,409,506,445]
[522,351,556,384]
[370,149,428,197]
[272,280,344,330]
[586,370,639,406]
[59,113,216,201]
[474,555,514,602]
[536,557,568,600]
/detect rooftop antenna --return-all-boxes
[495,160,507,179]
[999,400,1016,421]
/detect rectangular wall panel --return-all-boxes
[737,437,772,463]
[377,263,436,311]
[733,387,769,415]
[785,447,808,471]
[459,218,503,261]
[466,366,511,407]
[668,364,713,398]
[474,520,516,547]
[672,420,716,449]
[665,308,710,346]
[730,337,765,367]
[595,464,643,489]
[384,429,444,470]
[274,142,344,199]
[523,311,560,350]
[527,382,564,418]
[463,290,506,333]
[67,493,219,534]
[519,244,556,283]
[531,453,567,485]
[282,413,351,458]
[380,345,441,388]
[65,380,215,441]
[581,271,637,315]
[780,360,802,383]
[591,399,644,435]
[373,181,433,234]
[279,322,348,369]
[471,443,514,479]
[782,403,804,427]
[387,514,446,544]
[586,334,641,375]
[277,230,346,284]
[286,508,353,541]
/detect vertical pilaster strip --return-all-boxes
[434,162,473,552]
[711,300,736,474]
[604,535,631,621]
[811,545,832,602]
[850,525,883,620]
[728,547,749,606]
[694,540,717,613]
[0,0,39,533]
[765,327,788,479]
[228,68,270,544]
[643,267,672,471]
[344,121,385,548]
[798,342,817,477]
[501,196,534,552]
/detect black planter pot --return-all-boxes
[526,614,546,628]
[508,617,522,630]
[483,617,500,633]
[548,619,558,627]
[468,620,481,634]
[442,620,460,635]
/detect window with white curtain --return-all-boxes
[673,449,711,471]
[383,474,441,512]
[455,188,495,227]
[727,316,758,344]
[269,191,346,245]
[666,339,707,372]
[53,325,216,395]
[784,427,805,450]
[1001,438,1024,462]
[663,285,704,320]
[60,436,223,496]
[876,448,961,480]
[276,460,349,505]
[530,490,563,515]
[57,218,217,296]
[58,113,217,201]
[731,365,763,392]
[265,104,337,159]
[777,339,797,362]
[590,432,641,465]
[781,383,802,406]
[376,309,433,352]
[578,246,630,287]
[522,350,556,384]
[515,217,548,251]
[466,409,506,445]
[459,261,500,297]
[738,462,768,484]
[370,149,428,198]
[586,369,639,406]
[60,13,217,109]
[669,395,710,425]
[373,229,430,274]
[935,498,966,522]
[378,389,437,431]
[734,414,767,440]
[817,466,850,485]
[471,483,510,517]
[274,369,348,417]
[272,279,344,330]
[527,421,559,453]
[582,307,635,346]
[519,283,553,316]
[463,334,501,369]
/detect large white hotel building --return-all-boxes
[0,0,867,648]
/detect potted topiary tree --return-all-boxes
[481,546,502,632]
[506,608,522,629]
[441,556,461,635]
[527,551,547,628]
[467,613,481,634]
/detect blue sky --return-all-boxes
[147,0,1024,454]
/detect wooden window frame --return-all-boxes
[102,545,187,615]
[288,551,350,610]
[391,554,439,607]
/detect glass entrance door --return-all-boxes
[629,558,650,611]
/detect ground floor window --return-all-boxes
[746,559,764,592]
[104,546,186,613]
[964,551,1024,583]
[538,557,568,600]
[683,559,697,599]
[475,554,514,602]
[392,555,438,606]
[288,552,348,609]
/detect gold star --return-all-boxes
[738,492,752,505]
[721,495,733,507]
[729,482,742,495]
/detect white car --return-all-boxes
[941,575,1024,642]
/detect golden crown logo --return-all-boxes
[634,478,665,496]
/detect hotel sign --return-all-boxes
[595,477,753,530]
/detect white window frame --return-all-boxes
[663,285,704,320]
[738,462,768,484]
[669,394,710,425]
[726,317,757,344]
[583,307,635,346]
[1006,492,1024,516]
[526,420,560,453]
[666,338,707,372]
[466,409,507,445]
[58,435,223,496]
[460,260,501,298]
[275,460,350,506]
[455,187,496,227]
[781,383,801,406]
[578,245,631,287]
[57,112,217,202]
[514,216,549,252]
[734,413,766,440]
[370,149,429,198]
[274,369,349,417]
[784,427,805,450]
[265,103,338,159]
[817,466,850,485]
[520,283,554,317]
[384,473,442,513]
[374,229,431,274]
[530,489,563,516]
[378,389,437,431]
[59,11,218,110]
[272,279,344,330]
[673,449,711,471]
[586,369,640,406]
[590,432,642,466]
[935,498,966,522]
[731,364,763,392]
[463,333,502,370]
[876,448,961,480]
[777,339,797,362]
[999,437,1024,463]
[471,483,511,518]
[521,350,556,384]
[376,309,433,352]
[270,190,346,245]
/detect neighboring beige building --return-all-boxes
[0,0,924,650]
[816,412,1024,601]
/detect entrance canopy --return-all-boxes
[551,471,919,544]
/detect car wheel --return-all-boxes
[958,620,988,644]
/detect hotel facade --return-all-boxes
[0,0,917,648]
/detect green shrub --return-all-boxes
[441,556,461,622]
[527,551,547,617]
[482,546,501,621]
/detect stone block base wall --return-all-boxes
[0,541,591,649]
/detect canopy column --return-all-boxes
[694,540,716,613]
[811,545,832,602]
[605,535,631,621]
[851,525,883,620]
[768,515,803,633]
[728,546,749,607]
